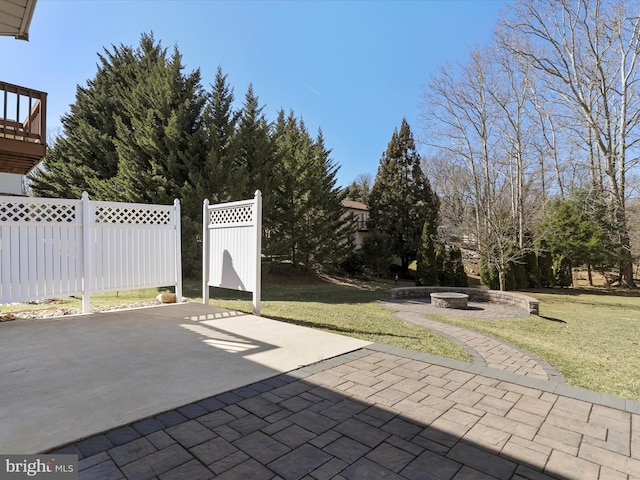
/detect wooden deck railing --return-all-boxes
[0,81,47,174]
[0,81,46,143]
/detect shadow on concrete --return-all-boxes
[61,363,568,480]
[0,303,367,454]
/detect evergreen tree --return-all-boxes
[537,189,619,285]
[269,111,347,268]
[368,119,439,274]
[450,245,468,287]
[233,84,277,201]
[416,221,438,286]
[29,33,208,277]
[361,231,394,278]
[111,35,206,204]
[536,241,555,288]
[554,255,573,288]
[307,129,350,267]
[480,255,500,290]
[343,174,373,204]
[522,251,541,288]
[29,42,138,198]
[184,66,238,206]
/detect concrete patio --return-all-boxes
[0,303,369,454]
[3,301,640,479]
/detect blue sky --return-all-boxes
[2,0,508,188]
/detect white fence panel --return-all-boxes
[90,200,180,293]
[203,191,262,315]
[0,197,84,304]
[0,192,182,313]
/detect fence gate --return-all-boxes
[202,191,262,316]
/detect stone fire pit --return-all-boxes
[430,292,469,309]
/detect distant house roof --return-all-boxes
[341,200,368,211]
[0,0,38,40]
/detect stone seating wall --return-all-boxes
[391,286,539,315]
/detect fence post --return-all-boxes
[81,191,92,314]
[174,199,183,302]
[253,190,262,316]
[202,199,210,305]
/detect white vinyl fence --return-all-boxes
[202,191,262,315]
[0,192,182,313]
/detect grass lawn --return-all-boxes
[4,271,640,402]
[185,275,471,363]
[426,288,640,402]
[196,273,640,402]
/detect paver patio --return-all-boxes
[59,344,640,480]
[42,298,640,480]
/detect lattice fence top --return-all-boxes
[94,205,173,225]
[208,203,254,226]
[0,200,78,223]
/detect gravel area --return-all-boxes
[0,300,163,321]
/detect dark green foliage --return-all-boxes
[436,243,456,286]
[415,222,438,286]
[361,232,394,278]
[513,261,528,290]
[30,41,139,199]
[522,251,541,288]
[29,33,351,277]
[537,242,554,287]
[503,261,517,291]
[554,255,573,287]
[537,189,619,285]
[450,246,468,287]
[340,250,365,276]
[343,174,373,204]
[269,111,348,269]
[30,34,208,277]
[480,256,500,290]
[418,239,468,287]
[368,119,439,274]
[233,85,278,204]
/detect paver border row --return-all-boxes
[392,311,566,384]
[365,344,640,415]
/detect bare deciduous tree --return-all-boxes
[501,0,640,287]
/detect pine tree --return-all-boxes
[201,66,240,203]
[416,222,438,285]
[269,111,347,269]
[450,246,468,287]
[233,84,277,200]
[29,43,138,199]
[180,66,238,274]
[29,33,208,277]
[306,128,350,267]
[112,35,206,204]
[343,174,373,204]
[30,33,206,206]
[368,119,439,274]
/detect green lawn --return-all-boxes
[4,272,640,402]
[426,289,640,401]
[198,276,640,402]
[188,276,471,363]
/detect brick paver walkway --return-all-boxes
[382,299,565,383]
[57,345,640,480]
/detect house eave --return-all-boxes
[0,0,38,41]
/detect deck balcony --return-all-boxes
[0,81,47,175]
